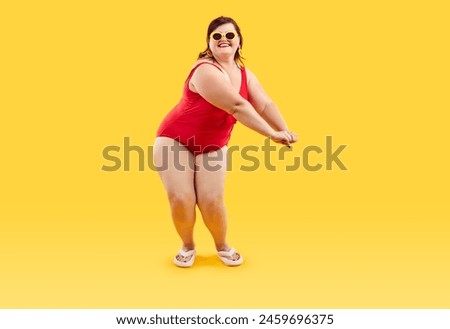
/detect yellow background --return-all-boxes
[1,0,449,308]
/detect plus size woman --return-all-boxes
[153,16,297,267]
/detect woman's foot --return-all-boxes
[217,247,243,266]
[173,248,196,268]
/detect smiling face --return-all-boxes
[208,23,241,60]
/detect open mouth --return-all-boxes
[218,43,231,48]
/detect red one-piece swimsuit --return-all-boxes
[156,62,249,156]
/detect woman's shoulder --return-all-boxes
[242,66,257,85]
[190,59,219,70]
[243,66,254,77]
[188,60,226,82]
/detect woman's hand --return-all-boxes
[270,131,298,147]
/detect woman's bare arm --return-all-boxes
[246,69,290,131]
[190,64,277,138]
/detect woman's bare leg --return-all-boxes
[195,146,240,261]
[153,137,196,261]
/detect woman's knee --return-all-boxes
[197,193,225,211]
[167,190,196,209]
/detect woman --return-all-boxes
[153,16,297,267]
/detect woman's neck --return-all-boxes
[214,57,239,71]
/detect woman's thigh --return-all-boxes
[153,137,196,195]
[194,146,227,200]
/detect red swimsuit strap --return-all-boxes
[239,65,247,95]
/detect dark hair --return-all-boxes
[198,16,244,66]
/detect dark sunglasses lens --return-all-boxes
[226,32,236,40]
[212,33,222,40]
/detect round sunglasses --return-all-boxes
[210,30,238,41]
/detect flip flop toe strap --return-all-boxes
[178,249,195,258]
[218,248,236,258]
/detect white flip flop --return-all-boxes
[173,248,196,268]
[217,248,243,266]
